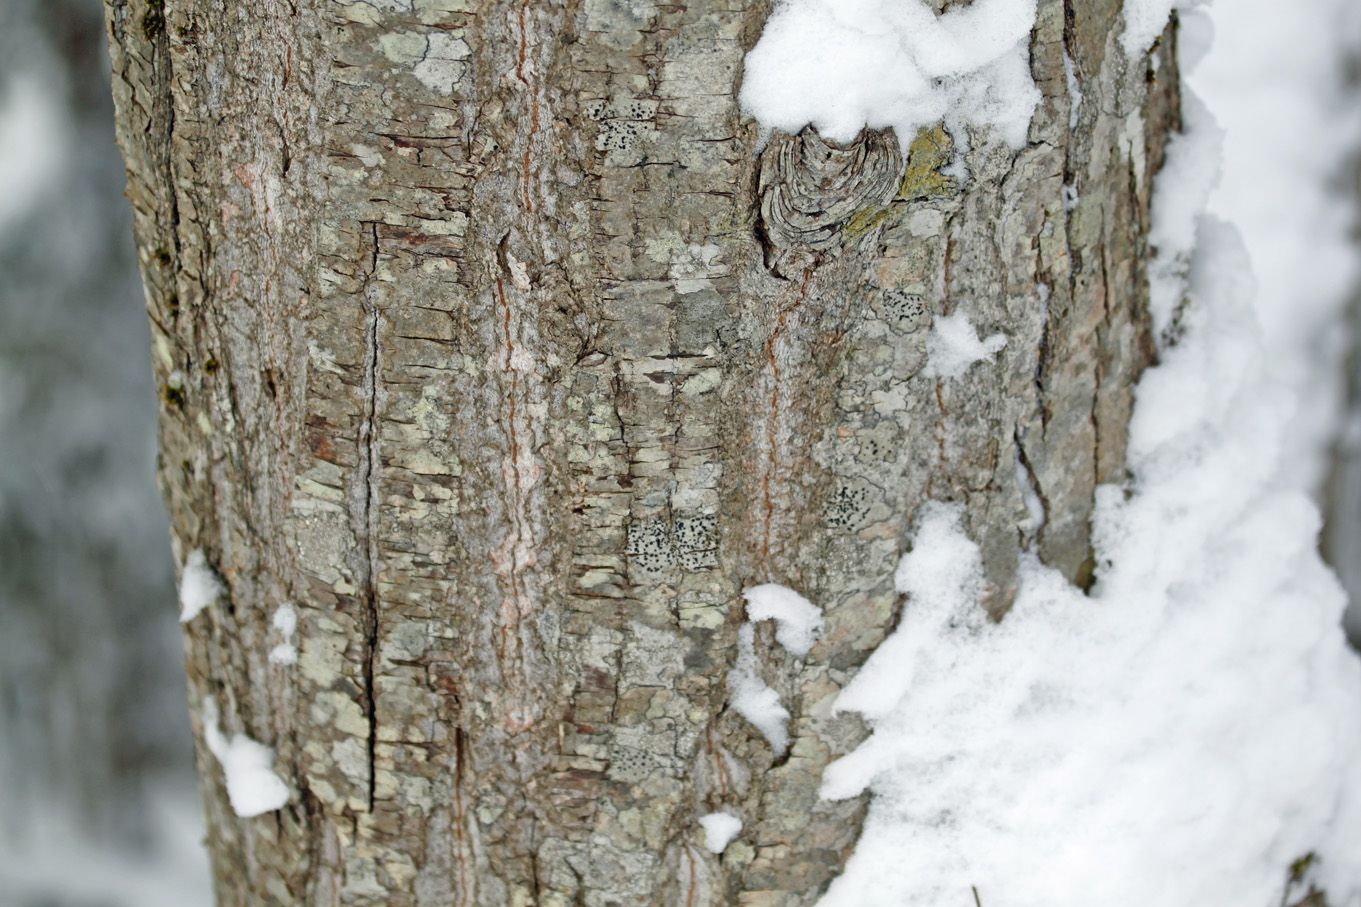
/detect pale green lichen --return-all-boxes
[845,125,956,239]
[844,205,893,239]
[897,124,956,200]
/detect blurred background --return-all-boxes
[0,0,210,904]
[0,1,1355,904]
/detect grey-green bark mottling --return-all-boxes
[105,0,1183,902]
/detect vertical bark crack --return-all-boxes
[359,223,382,811]
[452,723,474,906]
[515,0,539,217]
[1014,427,1050,546]
[492,234,538,728]
[760,267,815,565]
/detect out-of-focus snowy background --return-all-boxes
[0,0,1354,903]
[0,0,211,903]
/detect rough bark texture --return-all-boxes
[105,0,1179,903]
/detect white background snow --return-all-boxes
[0,0,210,903]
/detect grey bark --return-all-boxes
[104,0,1181,903]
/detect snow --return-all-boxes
[743,583,822,657]
[814,98,1361,907]
[740,0,1039,152]
[1122,0,1181,57]
[1160,0,1361,638]
[0,75,66,235]
[272,604,297,638]
[1146,92,1222,340]
[820,408,1361,906]
[723,1,1361,901]
[1061,50,1082,129]
[268,643,297,665]
[698,811,743,854]
[1191,0,1361,494]
[202,699,290,818]
[729,584,823,751]
[178,549,225,623]
[728,624,792,755]
[269,603,298,665]
[922,311,1007,379]
[1013,453,1045,532]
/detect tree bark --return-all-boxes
[104,0,1179,903]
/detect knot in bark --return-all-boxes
[756,126,903,278]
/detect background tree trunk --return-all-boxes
[1326,131,1361,648]
[104,0,1179,903]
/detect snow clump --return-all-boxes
[699,811,743,854]
[269,603,298,666]
[729,584,824,754]
[727,624,792,755]
[743,583,823,657]
[202,698,290,818]
[922,311,1007,379]
[178,549,225,623]
[740,0,1039,151]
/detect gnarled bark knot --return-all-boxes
[756,127,906,278]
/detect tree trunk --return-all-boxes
[103,0,1179,903]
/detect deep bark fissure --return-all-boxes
[358,222,382,812]
[1014,427,1050,545]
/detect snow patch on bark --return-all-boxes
[740,0,1039,151]
[729,584,823,753]
[1147,92,1223,341]
[202,698,289,819]
[699,811,743,854]
[728,623,791,755]
[178,549,224,623]
[1122,0,1180,58]
[269,604,298,666]
[743,583,823,657]
[809,5,1361,904]
[922,312,1007,379]
[821,407,1361,904]
[817,70,1361,907]
[1062,49,1083,129]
